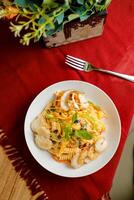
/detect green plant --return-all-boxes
[0,0,111,45]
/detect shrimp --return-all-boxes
[95,137,108,153]
[71,148,82,168]
[31,115,50,138]
[35,135,52,150]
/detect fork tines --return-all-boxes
[65,55,85,71]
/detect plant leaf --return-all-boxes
[72,113,78,123]
[14,0,42,9]
[11,0,112,45]
[42,0,58,8]
[14,0,29,7]
[68,13,79,21]
[56,12,64,24]
[77,0,85,5]
[80,13,90,21]
[38,17,46,24]
[64,126,73,140]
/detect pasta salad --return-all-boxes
[31,90,108,168]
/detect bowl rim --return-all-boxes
[24,80,121,177]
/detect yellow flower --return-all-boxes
[5,6,19,19]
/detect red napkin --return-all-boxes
[0,0,134,199]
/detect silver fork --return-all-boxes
[65,55,134,82]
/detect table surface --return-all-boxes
[0,0,134,199]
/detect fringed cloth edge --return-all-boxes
[101,193,111,200]
[0,129,111,200]
[0,129,48,200]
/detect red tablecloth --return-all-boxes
[0,0,134,199]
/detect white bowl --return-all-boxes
[24,80,121,177]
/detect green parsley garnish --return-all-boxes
[75,130,92,140]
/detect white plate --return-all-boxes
[24,80,121,177]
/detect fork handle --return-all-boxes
[94,68,134,82]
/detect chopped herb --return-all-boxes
[72,113,78,123]
[64,126,74,140]
[45,113,54,119]
[75,130,92,140]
